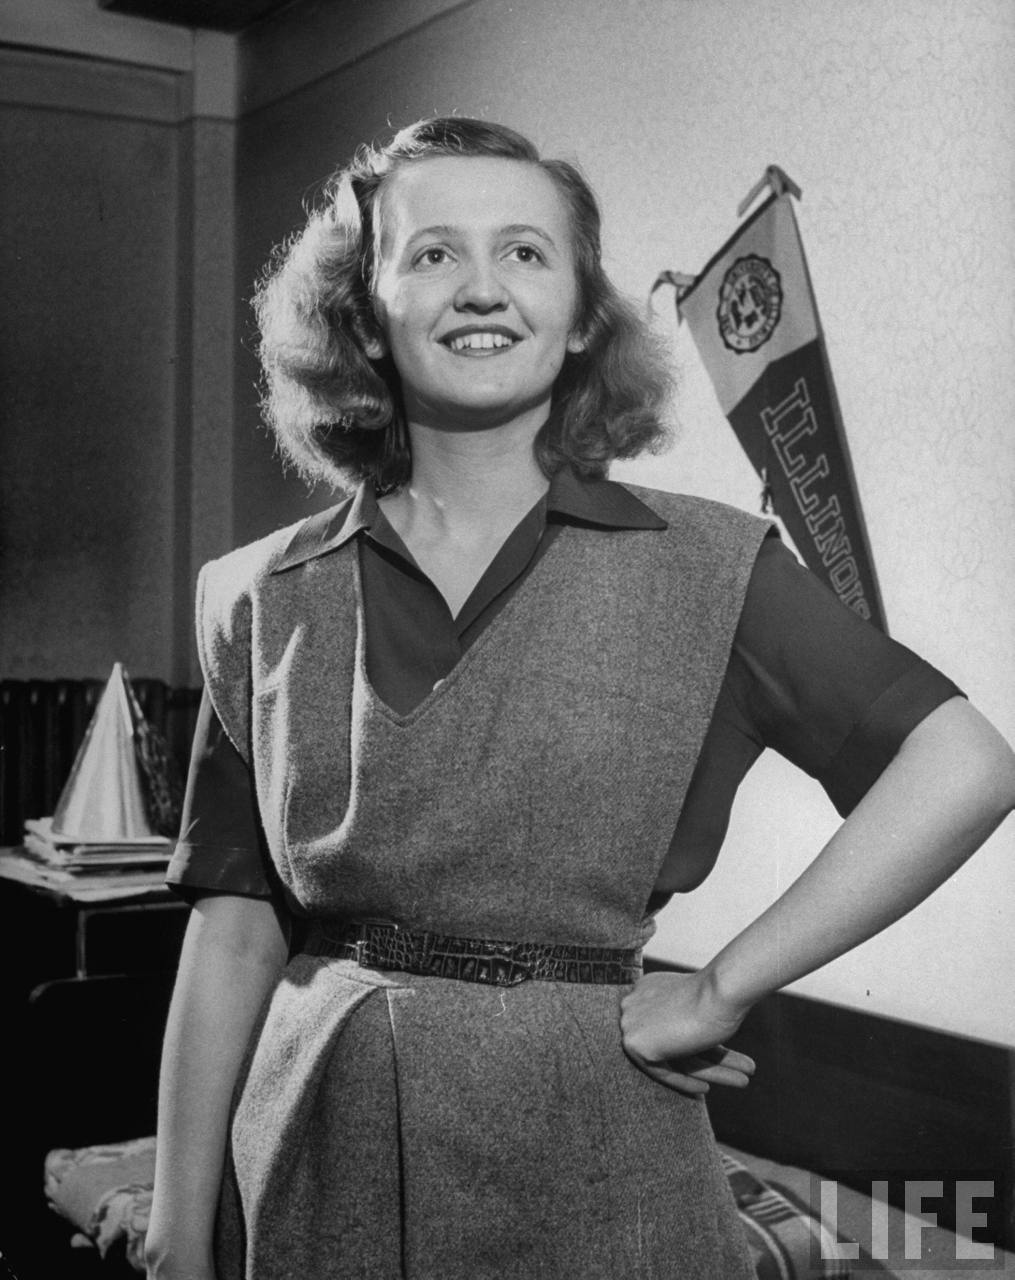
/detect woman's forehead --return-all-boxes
[377,156,572,245]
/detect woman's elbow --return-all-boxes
[979,732,1015,818]
[911,697,1015,820]
[972,745,1015,828]
[963,707,1015,817]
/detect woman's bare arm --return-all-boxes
[621,697,1015,1093]
[145,894,289,1280]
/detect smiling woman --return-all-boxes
[144,117,1015,1280]
[252,117,672,494]
[368,156,583,440]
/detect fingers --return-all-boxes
[622,1043,757,1096]
[636,1061,712,1094]
[689,1063,752,1089]
[690,1044,756,1074]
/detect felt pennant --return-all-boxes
[655,167,886,630]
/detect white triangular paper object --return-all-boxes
[51,662,156,841]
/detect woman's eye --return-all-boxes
[413,247,452,269]
[507,244,544,265]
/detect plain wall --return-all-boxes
[0,50,182,682]
[232,0,1015,1044]
[0,35,237,687]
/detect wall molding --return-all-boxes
[0,45,186,122]
[2,4,238,120]
[0,0,192,71]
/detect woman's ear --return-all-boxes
[363,331,389,360]
[566,330,587,355]
[355,308,388,360]
[360,297,389,360]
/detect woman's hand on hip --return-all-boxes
[620,969,755,1095]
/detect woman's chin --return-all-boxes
[407,394,553,437]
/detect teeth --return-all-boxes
[448,332,515,351]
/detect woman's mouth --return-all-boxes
[441,328,521,355]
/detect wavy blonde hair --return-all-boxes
[253,117,672,491]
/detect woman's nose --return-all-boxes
[453,260,509,312]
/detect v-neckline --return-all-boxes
[353,521,575,728]
[369,495,547,630]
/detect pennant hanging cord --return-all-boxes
[648,270,698,321]
[737,164,803,218]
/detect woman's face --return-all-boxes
[370,156,584,434]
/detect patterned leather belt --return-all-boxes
[302,919,642,987]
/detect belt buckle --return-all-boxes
[356,919,400,971]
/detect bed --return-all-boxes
[42,1134,849,1278]
[40,1131,1013,1279]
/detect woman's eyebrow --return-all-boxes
[404,223,558,249]
[501,223,557,248]
[406,224,458,246]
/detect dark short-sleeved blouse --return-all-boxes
[168,470,960,912]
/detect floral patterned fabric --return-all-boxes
[44,1138,154,1273]
[44,1137,850,1277]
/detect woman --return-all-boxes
[146,118,1015,1279]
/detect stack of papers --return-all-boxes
[0,817,174,900]
[23,817,171,869]
[0,665,181,902]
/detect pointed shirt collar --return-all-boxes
[272,468,667,574]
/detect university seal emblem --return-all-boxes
[717,255,783,353]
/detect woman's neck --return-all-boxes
[377,417,552,617]
[383,417,550,539]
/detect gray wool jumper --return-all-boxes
[197,483,769,1280]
